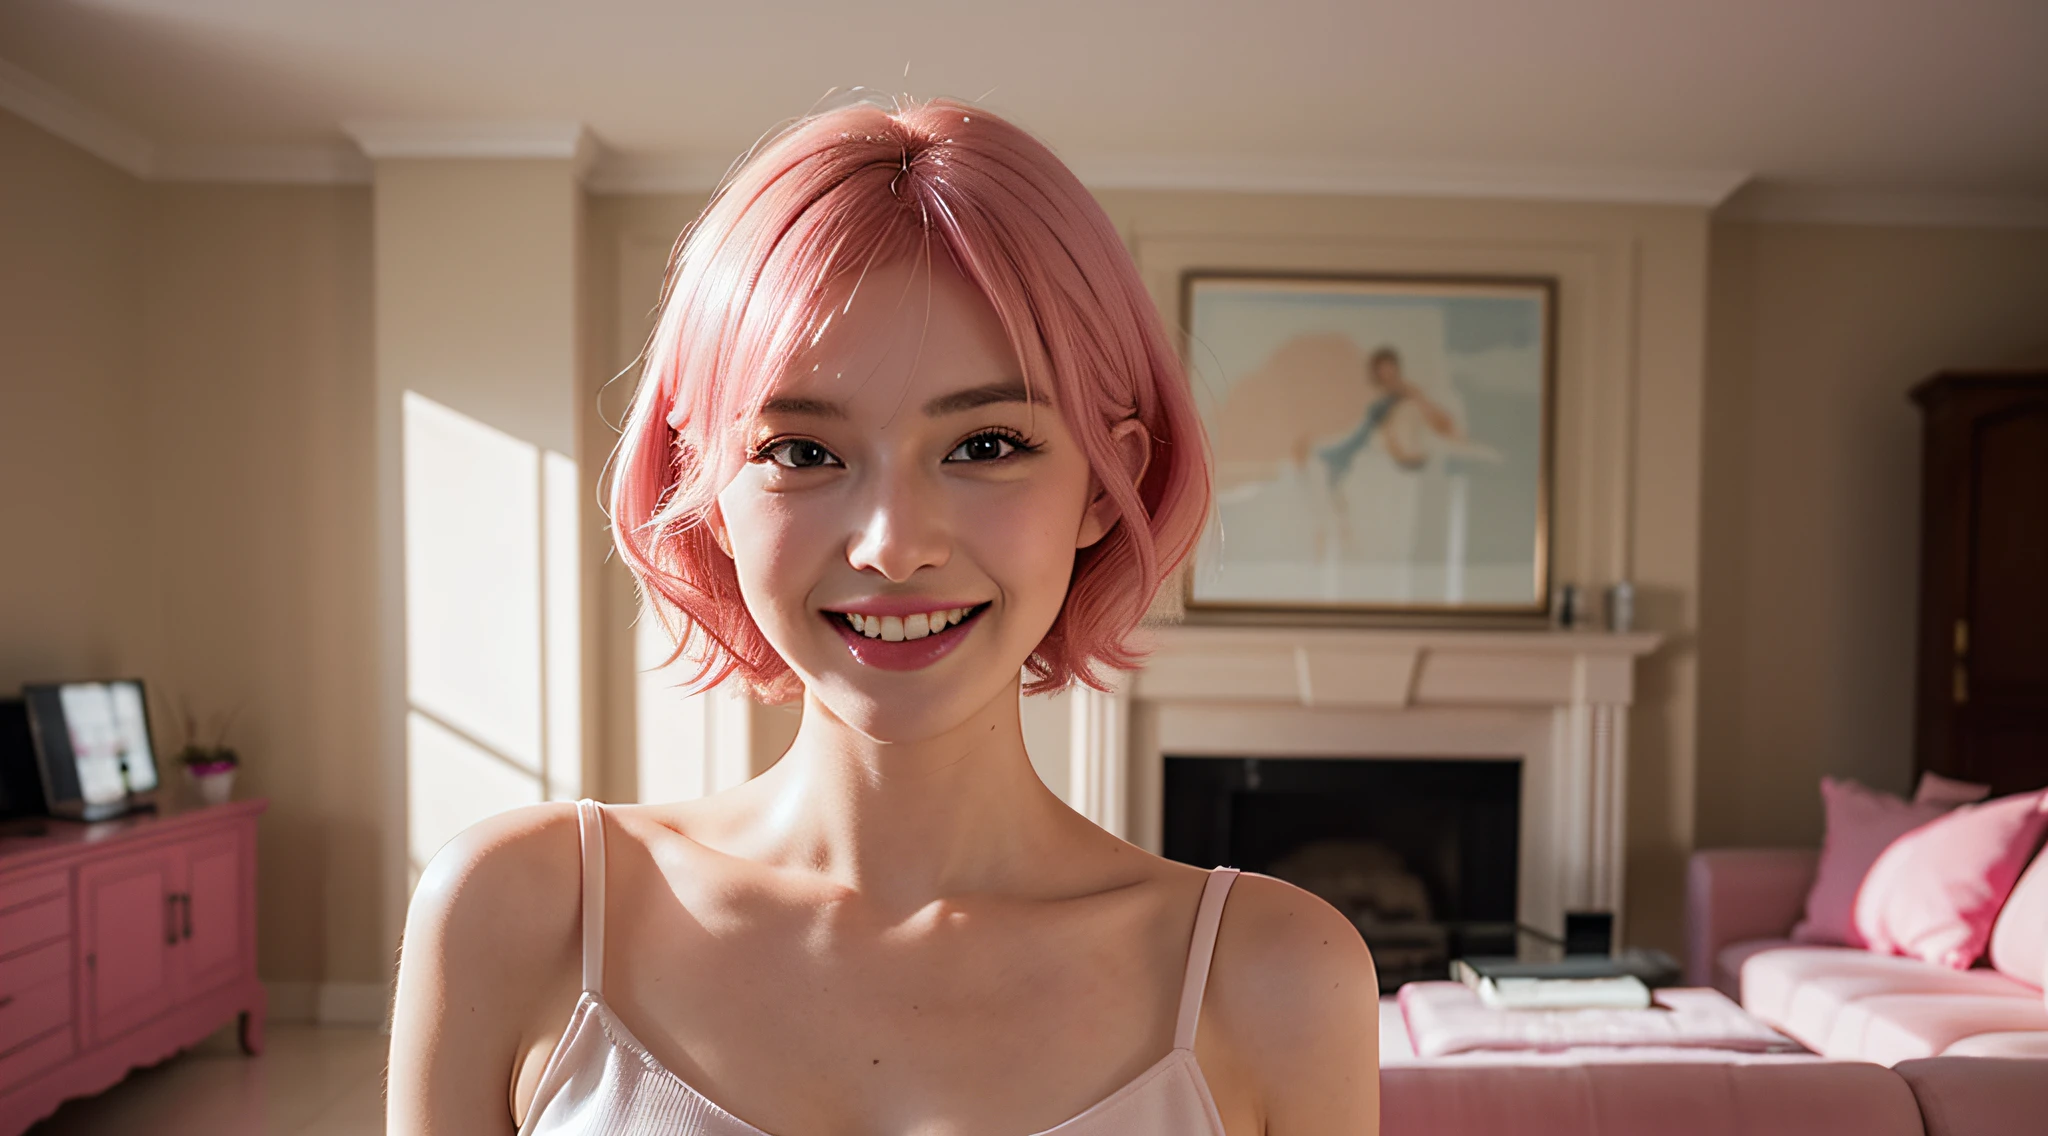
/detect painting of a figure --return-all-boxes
[1183,274,1553,614]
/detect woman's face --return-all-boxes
[713,254,1125,743]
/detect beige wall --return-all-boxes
[0,109,150,691]
[139,184,379,990]
[1697,221,2048,849]
[1,110,384,997]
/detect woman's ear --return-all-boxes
[704,501,735,559]
[1077,418,1152,549]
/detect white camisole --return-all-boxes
[517,799,1240,1134]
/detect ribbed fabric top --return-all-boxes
[516,799,1238,1135]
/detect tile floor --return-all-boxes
[25,1024,388,1135]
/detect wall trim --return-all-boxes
[1064,154,1752,207]
[10,54,2043,226]
[588,147,1753,207]
[1720,181,2048,229]
[154,141,372,185]
[342,118,596,174]
[0,54,154,176]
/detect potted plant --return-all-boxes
[174,701,243,807]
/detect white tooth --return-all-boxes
[863,616,882,638]
[846,613,864,634]
[880,615,905,642]
[949,607,964,625]
[904,613,930,639]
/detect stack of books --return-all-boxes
[1451,951,1676,1011]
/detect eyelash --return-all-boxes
[748,428,1042,470]
[945,427,1041,463]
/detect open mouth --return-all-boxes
[831,603,989,642]
[822,602,991,671]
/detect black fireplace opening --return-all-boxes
[1163,756,1520,992]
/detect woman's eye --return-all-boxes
[760,439,841,469]
[946,432,1020,463]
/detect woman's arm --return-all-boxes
[387,803,583,1135]
[1208,874,1381,1135]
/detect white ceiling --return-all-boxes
[3,0,2046,215]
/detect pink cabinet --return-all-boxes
[0,799,266,1134]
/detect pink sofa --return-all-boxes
[1687,842,2048,1063]
[1380,1055,2047,1136]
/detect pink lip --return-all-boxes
[824,605,987,671]
[825,596,988,618]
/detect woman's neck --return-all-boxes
[718,680,1077,909]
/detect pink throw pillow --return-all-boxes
[1915,771,1993,807]
[1987,847,2048,990]
[1854,790,2048,970]
[1792,778,1952,946]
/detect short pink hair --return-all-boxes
[609,94,1210,700]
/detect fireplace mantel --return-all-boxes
[1068,625,1662,941]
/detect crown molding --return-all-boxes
[6,56,2042,225]
[0,55,154,176]
[1063,154,1754,208]
[585,151,740,195]
[341,119,596,174]
[590,147,1752,207]
[154,141,372,185]
[1718,181,2048,229]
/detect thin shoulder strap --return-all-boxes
[1173,866,1240,1051]
[575,799,606,995]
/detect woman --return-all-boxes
[388,94,1379,1135]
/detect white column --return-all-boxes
[354,122,600,971]
[1068,683,1130,838]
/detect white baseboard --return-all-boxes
[264,980,390,1029]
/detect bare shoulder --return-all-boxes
[1206,872,1380,1134]
[402,801,585,976]
[388,802,587,1132]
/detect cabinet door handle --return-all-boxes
[180,893,193,941]
[165,893,179,945]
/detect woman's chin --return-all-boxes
[801,668,1017,747]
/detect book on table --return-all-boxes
[1471,973,1653,1011]
[1452,952,1667,1011]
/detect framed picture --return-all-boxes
[1181,272,1555,617]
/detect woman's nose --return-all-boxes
[844,468,951,583]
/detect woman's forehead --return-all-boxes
[759,255,1032,418]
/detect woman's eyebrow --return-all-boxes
[757,396,845,419]
[922,380,1049,416]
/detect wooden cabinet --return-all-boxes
[77,847,181,1045]
[1911,372,2048,795]
[0,799,265,1135]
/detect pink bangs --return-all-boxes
[609,94,1211,700]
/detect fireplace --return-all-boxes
[1062,625,1659,947]
[1164,756,1520,990]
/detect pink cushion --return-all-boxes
[1715,937,1793,1001]
[1398,982,1796,1058]
[1855,790,2048,969]
[1381,1061,1923,1136]
[1988,846,2048,990]
[1823,993,2048,1064]
[1915,771,1993,806]
[1737,943,2039,1053]
[1794,778,1953,945]
[1896,1056,2048,1136]
[1941,1031,2048,1057]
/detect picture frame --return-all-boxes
[1179,271,1557,618]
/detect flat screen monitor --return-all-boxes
[21,679,160,821]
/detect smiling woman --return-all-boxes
[386,93,1379,1136]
